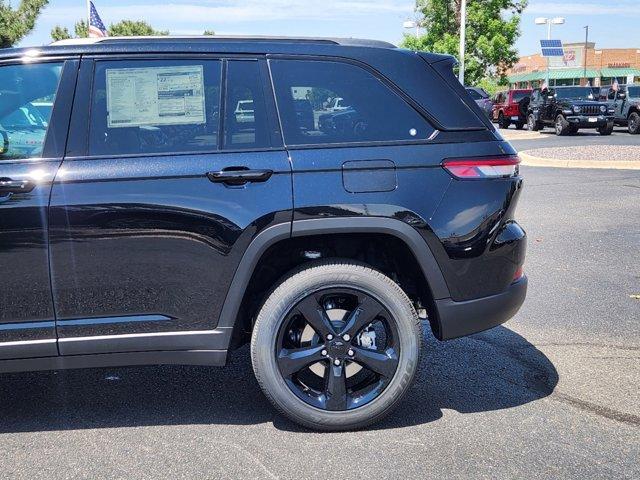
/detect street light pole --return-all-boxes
[583,25,589,85]
[458,0,466,84]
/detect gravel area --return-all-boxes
[523,145,640,162]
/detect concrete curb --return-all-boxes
[519,151,640,170]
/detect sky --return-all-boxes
[16,0,640,56]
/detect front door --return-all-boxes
[0,59,76,360]
[49,57,291,355]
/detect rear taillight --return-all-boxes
[442,155,520,179]
[512,266,524,282]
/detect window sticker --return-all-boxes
[106,65,206,128]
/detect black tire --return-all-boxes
[555,114,570,136]
[251,259,421,431]
[628,112,640,134]
[569,125,579,135]
[527,113,540,131]
[498,112,510,129]
[598,122,614,136]
[515,122,524,130]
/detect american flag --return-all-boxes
[88,1,108,38]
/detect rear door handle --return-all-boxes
[206,168,273,186]
[0,178,35,195]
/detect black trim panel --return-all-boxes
[434,276,527,340]
[58,328,233,355]
[0,350,226,374]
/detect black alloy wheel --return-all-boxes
[275,288,399,411]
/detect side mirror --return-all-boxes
[547,95,554,100]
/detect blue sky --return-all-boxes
[17,0,640,56]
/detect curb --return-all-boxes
[519,151,640,170]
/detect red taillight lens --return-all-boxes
[512,266,524,282]
[442,155,521,179]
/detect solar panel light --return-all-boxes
[535,17,548,25]
[552,17,565,25]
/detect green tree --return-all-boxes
[1,0,49,48]
[108,20,168,36]
[52,19,168,42]
[50,25,71,42]
[401,0,527,85]
[203,30,215,36]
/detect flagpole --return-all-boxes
[87,0,90,36]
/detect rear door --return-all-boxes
[0,59,76,360]
[49,56,291,355]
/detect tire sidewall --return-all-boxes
[251,262,420,430]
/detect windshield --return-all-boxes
[627,86,640,97]
[555,87,594,100]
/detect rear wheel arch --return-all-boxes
[217,217,450,345]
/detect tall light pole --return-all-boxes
[535,17,565,88]
[583,25,589,85]
[403,20,421,37]
[458,0,466,84]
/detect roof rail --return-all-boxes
[50,35,396,49]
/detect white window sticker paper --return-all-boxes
[106,65,206,128]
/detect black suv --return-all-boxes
[0,37,526,431]
[527,86,615,135]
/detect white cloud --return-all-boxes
[525,1,640,16]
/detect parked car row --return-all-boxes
[467,84,640,135]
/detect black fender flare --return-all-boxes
[216,217,450,330]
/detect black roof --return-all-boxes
[0,36,404,61]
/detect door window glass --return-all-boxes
[89,59,221,156]
[270,59,434,146]
[0,62,63,161]
[224,61,271,149]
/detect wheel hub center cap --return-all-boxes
[328,340,347,357]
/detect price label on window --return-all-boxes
[106,65,206,128]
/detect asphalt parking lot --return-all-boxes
[1,139,639,478]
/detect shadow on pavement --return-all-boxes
[0,325,557,433]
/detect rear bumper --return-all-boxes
[566,115,614,127]
[433,276,527,340]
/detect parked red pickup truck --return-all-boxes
[492,89,532,129]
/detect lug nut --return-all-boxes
[327,334,333,340]
[348,349,354,357]
[321,349,327,356]
[343,334,350,341]
[334,359,341,366]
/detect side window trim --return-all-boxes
[68,55,283,160]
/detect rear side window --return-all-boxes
[224,61,271,150]
[89,59,221,156]
[0,62,63,161]
[270,59,434,146]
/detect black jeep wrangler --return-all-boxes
[527,86,615,135]
[0,36,526,431]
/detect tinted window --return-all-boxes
[89,59,221,156]
[512,92,530,102]
[466,89,482,100]
[224,61,271,150]
[628,86,640,97]
[554,87,594,100]
[270,59,434,145]
[0,62,63,161]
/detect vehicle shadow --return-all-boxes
[0,325,557,433]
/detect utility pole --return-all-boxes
[583,25,589,85]
[458,0,466,84]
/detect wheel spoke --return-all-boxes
[341,295,383,337]
[324,362,347,411]
[353,347,398,379]
[296,294,336,338]
[278,345,325,377]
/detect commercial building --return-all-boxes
[507,43,640,88]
